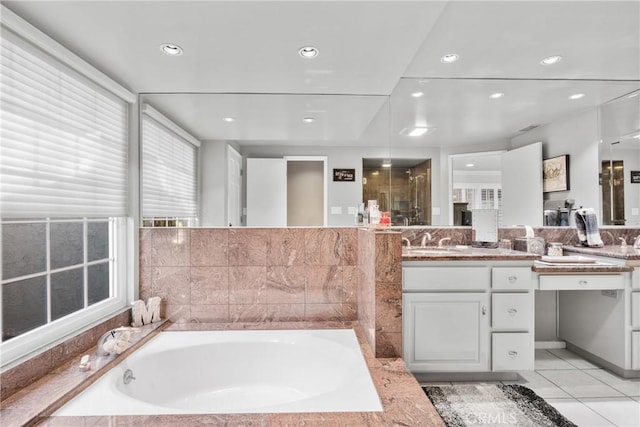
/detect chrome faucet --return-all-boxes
[619,237,628,249]
[402,237,411,248]
[634,236,640,249]
[96,329,118,356]
[420,232,432,247]
[438,237,452,247]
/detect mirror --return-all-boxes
[599,90,640,225]
[140,81,639,228]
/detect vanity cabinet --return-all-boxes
[404,292,490,372]
[403,261,534,374]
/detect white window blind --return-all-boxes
[141,110,198,218]
[0,29,129,218]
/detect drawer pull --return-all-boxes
[482,306,487,316]
[508,350,518,358]
[579,280,588,287]
[508,308,518,316]
[508,275,518,283]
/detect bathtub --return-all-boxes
[55,329,383,415]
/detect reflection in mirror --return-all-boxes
[450,152,502,225]
[599,90,640,225]
[362,158,431,226]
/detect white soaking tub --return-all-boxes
[56,329,383,415]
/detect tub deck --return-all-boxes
[1,321,445,427]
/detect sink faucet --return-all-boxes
[438,237,452,247]
[420,232,432,247]
[402,237,411,248]
[634,236,640,249]
[619,237,628,249]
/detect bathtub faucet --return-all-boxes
[96,327,138,356]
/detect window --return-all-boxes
[0,14,134,365]
[141,105,200,227]
[2,219,112,341]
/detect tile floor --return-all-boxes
[425,349,640,426]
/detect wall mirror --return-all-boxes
[599,90,640,226]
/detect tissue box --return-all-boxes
[513,237,546,255]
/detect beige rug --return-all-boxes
[423,384,577,427]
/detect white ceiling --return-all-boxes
[4,0,640,148]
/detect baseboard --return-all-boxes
[566,342,640,379]
[535,341,566,349]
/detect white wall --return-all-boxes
[241,145,441,226]
[511,108,600,215]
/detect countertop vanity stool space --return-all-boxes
[402,249,539,381]
[535,246,640,378]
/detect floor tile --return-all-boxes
[583,369,640,397]
[502,370,571,398]
[538,369,625,398]
[579,397,640,427]
[548,348,599,369]
[546,398,614,427]
[535,349,576,370]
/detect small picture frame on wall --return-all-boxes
[631,171,640,184]
[543,155,570,192]
[333,168,355,182]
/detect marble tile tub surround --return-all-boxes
[139,228,359,325]
[36,322,446,427]
[0,310,132,402]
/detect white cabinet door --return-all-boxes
[403,292,490,372]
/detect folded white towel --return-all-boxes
[575,208,604,247]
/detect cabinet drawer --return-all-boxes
[492,267,532,290]
[403,267,490,291]
[632,293,640,329]
[492,333,533,371]
[539,274,624,290]
[492,293,532,330]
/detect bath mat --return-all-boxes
[423,384,576,427]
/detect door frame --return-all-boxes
[284,156,328,226]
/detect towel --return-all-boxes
[574,208,604,247]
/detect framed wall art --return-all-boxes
[543,154,570,192]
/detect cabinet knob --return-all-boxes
[579,280,588,286]
[508,308,518,316]
[508,350,518,358]
[482,306,487,315]
[508,275,518,283]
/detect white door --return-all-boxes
[246,158,287,226]
[403,292,490,372]
[227,146,242,226]
[501,142,543,226]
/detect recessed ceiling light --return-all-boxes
[411,91,425,98]
[408,127,429,137]
[302,117,315,123]
[160,43,183,56]
[489,92,504,99]
[540,55,562,65]
[568,93,585,100]
[298,46,319,59]
[440,53,459,64]
[465,163,475,167]
[222,117,235,122]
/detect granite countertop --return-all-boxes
[532,261,633,274]
[402,246,540,261]
[563,245,640,260]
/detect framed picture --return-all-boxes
[543,155,570,192]
[631,171,640,184]
[333,168,355,182]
